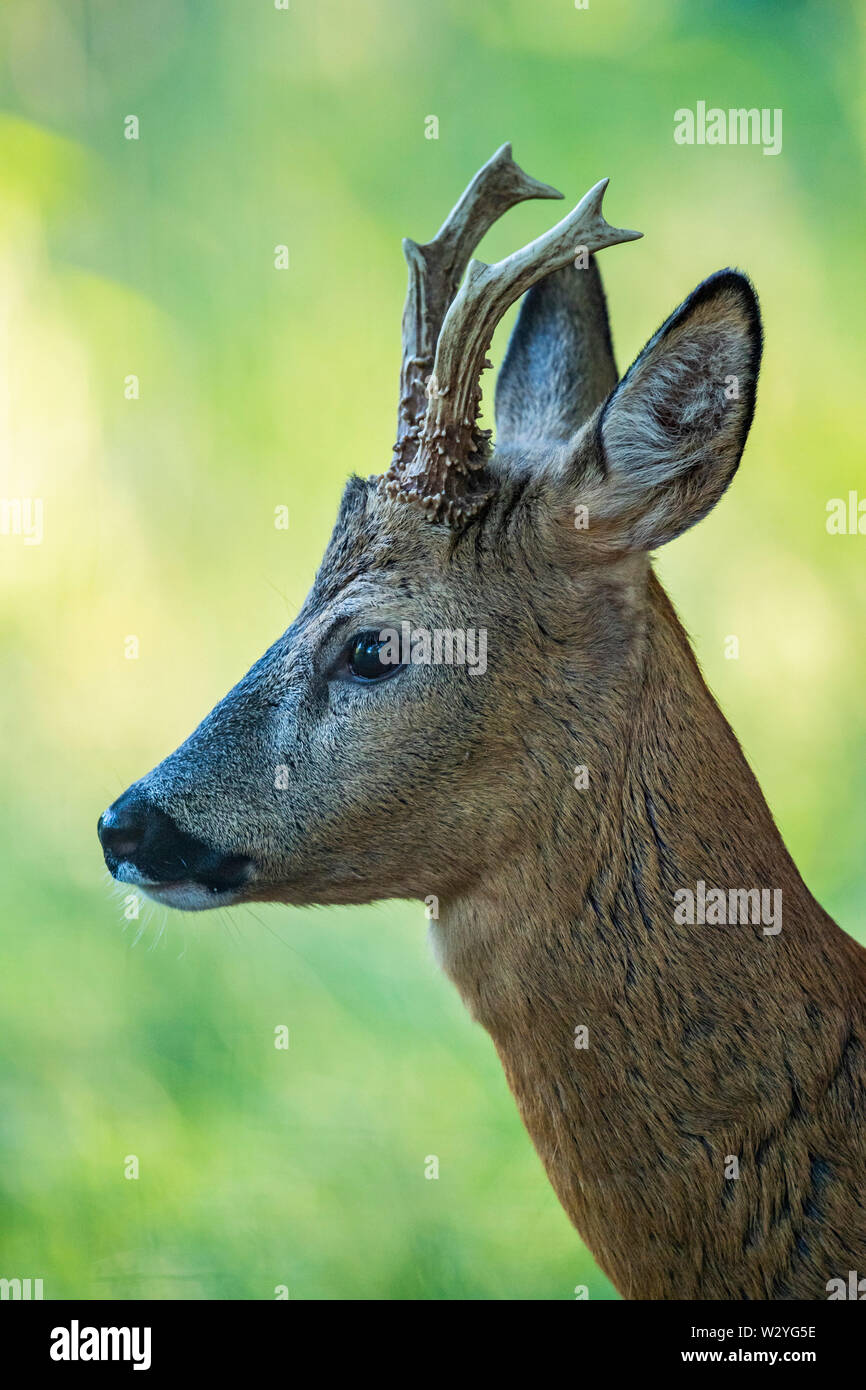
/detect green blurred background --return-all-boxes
[1,0,864,1300]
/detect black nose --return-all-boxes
[98,788,253,893]
[97,796,147,861]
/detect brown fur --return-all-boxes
[436,561,866,1298]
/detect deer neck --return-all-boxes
[435,571,865,1299]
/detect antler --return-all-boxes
[384,145,562,481]
[383,167,642,526]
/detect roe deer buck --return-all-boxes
[98,145,866,1300]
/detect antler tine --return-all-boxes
[390,178,642,525]
[391,144,563,471]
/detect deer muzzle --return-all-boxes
[98,787,255,911]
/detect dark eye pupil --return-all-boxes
[349,632,391,681]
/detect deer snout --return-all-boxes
[98,787,254,907]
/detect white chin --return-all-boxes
[140,881,241,912]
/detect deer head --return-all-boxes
[98,145,760,917]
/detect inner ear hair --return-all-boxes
[593,269,762,551]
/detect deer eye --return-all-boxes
[347,631,402,682]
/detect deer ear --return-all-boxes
[495,259,619,447]
[577,270,762,551]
